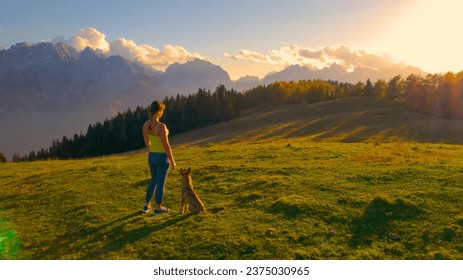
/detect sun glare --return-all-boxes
[371,0,463,73]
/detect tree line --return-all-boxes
[401,72,463,119]
[239,72,463,119]
[12,85,242,161]
[10,71,463,162]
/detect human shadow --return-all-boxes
[133,178,150,188]
[29,210,144,259]
[86,212,189,259]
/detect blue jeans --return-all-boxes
[145,152,170,205]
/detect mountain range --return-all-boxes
[0,42,425,160]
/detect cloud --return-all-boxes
[54,27,205,70]
[224,49,274,64]
[224,45,398,72]
[49,28,403,77]
[108,38,206,69]
[323,45,395,69]
[298,48,325,60]
[67,28,110,52]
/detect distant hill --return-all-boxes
[171,97,463,147]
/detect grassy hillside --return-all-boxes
[171,97,463,146]
[1,97,463,260]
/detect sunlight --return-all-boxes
[220,58,279,81]
[370,0,463,73]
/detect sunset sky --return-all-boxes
[1,0,462,80]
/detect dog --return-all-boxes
[180,167,206,214]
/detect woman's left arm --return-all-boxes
[142,121,150,152]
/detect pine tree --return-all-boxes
[364,79,374,97]
[0,152,7,163]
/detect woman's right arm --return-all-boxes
[159,124,176,169]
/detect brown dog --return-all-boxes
[180,167,206,214]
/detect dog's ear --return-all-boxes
[187,167,191,172]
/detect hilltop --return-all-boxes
[171,96,463,147]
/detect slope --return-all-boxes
[1,97,463,260]
[171,97,463,146]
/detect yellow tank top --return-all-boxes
[148,134,164,153]
[147,123,165,153]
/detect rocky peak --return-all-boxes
[165,58,228,76]
[78,47,105,61]
[0,42,80,72]
[54,42,79,61]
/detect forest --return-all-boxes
[11,71,463,162]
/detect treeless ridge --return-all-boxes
[171,97,463,147]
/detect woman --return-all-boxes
[142,100,177,215]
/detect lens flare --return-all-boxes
[0,219,19,260]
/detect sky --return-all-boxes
[1,0,462,80]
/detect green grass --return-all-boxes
[1,140,463,259]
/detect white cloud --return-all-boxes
[224,49,274,64]
[54,27,206,70]
[109,38,206,69]
[68,28,110,52]
[224,44,398,72]
[49,27,405,78]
